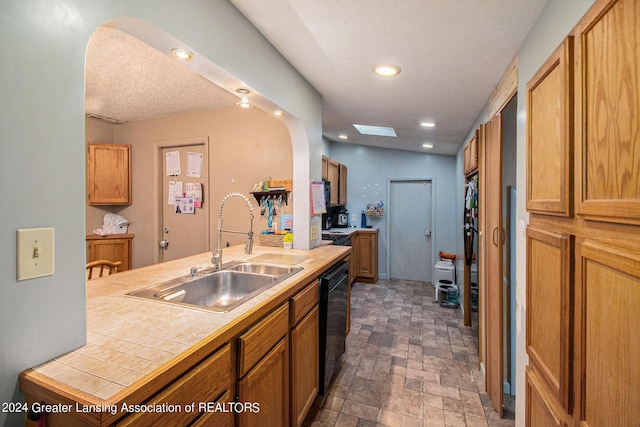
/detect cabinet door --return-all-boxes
[526,38,573,217]
[238,337,289,427]
[463,131,479,176]
[327,160,340,206]
[290,306,318,427]
[574,0,640,225]
[321,156,328,181]
[87,238,132,271]
[526,227,572,411]
[574,239,640,427]
[338,163,347,205]
[87,143,131,205]
[526,367,570,427]
[353,231,378,282]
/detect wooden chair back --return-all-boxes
[86,260,122,280]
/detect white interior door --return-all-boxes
[160,142,209,262]
[389,180,433,281]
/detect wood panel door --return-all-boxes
[574,239,640,427]
[160,142,209,262]
[574,0,640,225]
[485,113,504,416]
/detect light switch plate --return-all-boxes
[17,227,54,281]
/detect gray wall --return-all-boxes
[0,1,321,425]
[329,143,457,279]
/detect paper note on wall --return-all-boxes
[310,181,326,216]
[185,182,203,208]
[175,196,195,214]
[166,151,181,176]
[168,181,183,205]
[186,152,203,178]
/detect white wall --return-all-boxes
[0,1,321,425]
[329,143,457,279]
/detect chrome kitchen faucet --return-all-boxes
[211,192,254,269]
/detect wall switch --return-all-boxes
[17,227,54,281]
[310,224,319,241]
[351,214,357,222]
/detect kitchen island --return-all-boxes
[19,244,350,426]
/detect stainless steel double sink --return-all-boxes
[127,261,303,312]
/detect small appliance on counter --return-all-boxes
[321,181,332,230]
[333,206,349,228]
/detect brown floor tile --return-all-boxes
[304,280,514,427]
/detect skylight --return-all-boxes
[353,124,397,137]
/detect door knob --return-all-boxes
[425,230,432,237]
[159,240,169,248]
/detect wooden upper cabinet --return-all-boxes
[327,159,340,206]
[574,0,640,225]
[87,143,131,205]
[463,130,479,176]
[526,37,573,217]
[338,163,347,205]
[321,155,329,181]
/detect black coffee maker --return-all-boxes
[333,206,349,228]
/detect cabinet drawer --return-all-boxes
[191,390,234,427]
[117,344,232,427]
[238,304,289,377]
[290,281,318,326]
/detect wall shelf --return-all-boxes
[250,190,290,206]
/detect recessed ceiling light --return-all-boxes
[171,48,193,61]
[353,124,397,137]
[420,121,436,128]
[274,110,285,117]
[372,64,401,77]
[235,88,252,109]
[422,143,434,149]
[338,134,349,140]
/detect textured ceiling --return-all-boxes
[86,1,548,155]
[85,26,238,123]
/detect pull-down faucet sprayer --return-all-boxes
[211,192,254,269]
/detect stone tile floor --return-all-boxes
[303,279,515,427]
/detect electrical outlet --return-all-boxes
[310,224,319,241]
[17,228,54,281]
[352,214,357,222]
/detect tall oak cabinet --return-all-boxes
[525,1,640,426]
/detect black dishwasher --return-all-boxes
[318,260,349,396]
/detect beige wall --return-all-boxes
[86,106,292,268]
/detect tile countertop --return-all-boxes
[20,244,350,403]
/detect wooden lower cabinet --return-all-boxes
[238,338,289,427]
[526,367,570,427]
[290,306,319,427]
[573,239,640,427]
[117,344,232,427]
[237,304,290,427]
[351,230,378,283]
[86,234,134,272]
[191,391,234,427]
